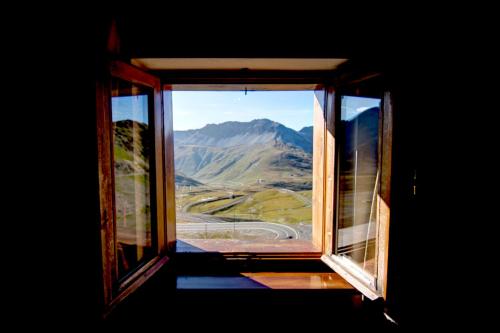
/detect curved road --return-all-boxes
[177,188,311,241]
[177,212,231,224]
[177,221,300,240]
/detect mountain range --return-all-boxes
[174,119,313,188]
[340,107,380,173]
[112,108,380,190]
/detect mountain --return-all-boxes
[174,119,313,187]
[114,112,379,190]
[299,126,313,144]
[175,172,204,186]
[175,119,312,153]
[340,107,380,172]
[113,119,150,174]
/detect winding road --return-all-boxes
[177,221,300,240]
[177,187,312,241]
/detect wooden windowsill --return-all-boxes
[177,272,355,290]
[321,254,381,300]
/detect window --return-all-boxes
[321,83,393,300]
[336,96,381,282]
[170,89,317,253]
[96,59,393,313]
[97,61,172,312]
[111,78,156,280]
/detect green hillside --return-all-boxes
[113,120,152,237]
[174,119,313,188]
[175,144,311,187]
[214,189,311,224]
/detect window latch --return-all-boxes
[413,169,417,196]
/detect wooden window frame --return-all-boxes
[320,77,393,300]
[96,63,392,314]
[160,71,392,280]
[164,81,326,257]
[96,60,175,314]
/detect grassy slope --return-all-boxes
[176,189,245,208]
[175,144,311,187]
[214,189,311,224]
[113,121,152,236]
[297,190,312,200]
[188,198,236,213]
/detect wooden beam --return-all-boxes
[312,89,326,251]
[96,65,115,307]
[131,58,347,71]
[110,61,160,88]
[376,91,393,298]
[323,87,336,256]
[156,70,334,86]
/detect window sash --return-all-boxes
[322,86,392,300]
[97,61,171,314]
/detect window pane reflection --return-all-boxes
[337,96,381,278]
[111,78,156,280]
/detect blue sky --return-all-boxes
[111,95,149,124]
[341,96,381,121]
[172,91,314,131]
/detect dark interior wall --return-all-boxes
[111,5,411,61]
[27,12,115,325]
[383,64,417,325]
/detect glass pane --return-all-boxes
[111,78,156,280]
[172,90,316,253]
[337,96,381,278]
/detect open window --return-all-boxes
[96,59,393,313]
[96,61,175,313]
[165,85,320,253]
[320,74,393,300]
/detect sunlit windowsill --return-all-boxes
[177,272,355,290]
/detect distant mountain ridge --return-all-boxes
[340,107,380,172]
[113,110,378,189]
[175,119,312,153]
[174,119,313,187]
[175,172,204,186]
[298,126,313,144]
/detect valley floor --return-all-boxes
[175,184,313,251]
